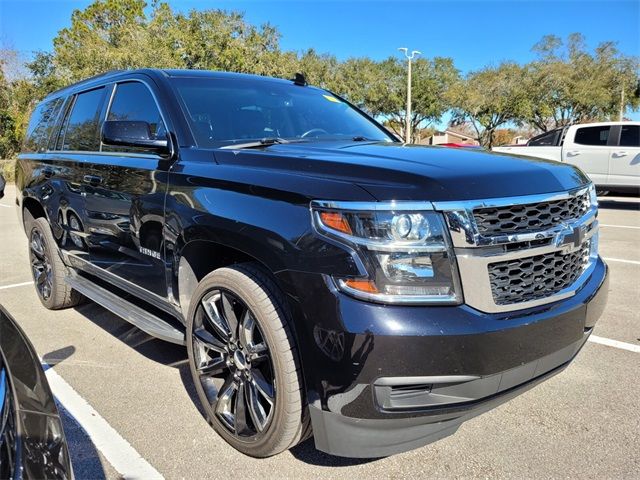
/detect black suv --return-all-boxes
[16,69,608,458]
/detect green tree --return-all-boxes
[364,56,459,142]
[45,0,297,82]
[449,62,529,148]
[0,52,39,160]
[521,34,640,131]
[333,57,389,113]
[295,49,340,89]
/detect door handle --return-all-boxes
[612,151,628,157]
[566,150,581,156]
[83,175,103,186]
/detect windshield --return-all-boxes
[171,77,394,147]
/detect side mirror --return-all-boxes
[101,120,170,155]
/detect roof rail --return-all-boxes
[46,69,127,98]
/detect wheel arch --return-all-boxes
[176,239,284,321]
[22,196,46,221]
[22,196,47,232]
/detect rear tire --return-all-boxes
[27,216,82,310]
[186,263,309,457]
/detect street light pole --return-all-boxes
[398,47,421,144]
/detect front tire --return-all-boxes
[186,263,308,457]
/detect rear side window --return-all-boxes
[104,81,166,153]
[23,98,64,153]
[574,126,611,146]
[61,87,106,151]
[527,129,559,146]
[619,125,640,147]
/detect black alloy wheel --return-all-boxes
[25,215,82,310]
[186,264,309,457]
[191,289,276,437]
[29,228,53,301]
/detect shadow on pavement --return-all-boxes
[56,402,107,480]
[598,198,640,211]
[43,345,76,366]
[289,438,382,467]
[71,301,209,419]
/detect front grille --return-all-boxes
[488,241,591,305]
[473,191,589,236]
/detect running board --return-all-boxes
[65,274,185,345]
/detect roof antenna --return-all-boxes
[292,72,307,86]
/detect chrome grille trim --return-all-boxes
[433,185,599,313]
[474,190,590,237]
[488,240,591,305]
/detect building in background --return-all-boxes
[423,129,479,146]
[511,135,529,145]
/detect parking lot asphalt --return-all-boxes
[0,184,638,479]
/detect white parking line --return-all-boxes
[588,335,640,353]
[600,224,640,230]
[0,281,33,291]
[603,257,640,265]
[44,364,164,479]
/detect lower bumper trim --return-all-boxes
[311,331,591,458]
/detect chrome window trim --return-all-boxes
[45,77,172,158]
[100,79,171,156]
[46,150,164,160]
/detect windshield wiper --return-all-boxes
[220,137,292,150]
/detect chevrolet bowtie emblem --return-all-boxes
[565,225,585,248]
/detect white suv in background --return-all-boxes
[494,122,640,195]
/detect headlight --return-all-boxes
[311,201,462,304]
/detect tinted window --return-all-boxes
[619,125,640,147]
[172,77,391,148]
[574,126,610,146]
[61,87,106,151]
[105,82,166,148]
[54,99,73,151]
[528,129,559,146]
[23,98,64,153]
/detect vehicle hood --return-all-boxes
[212,141,590,202]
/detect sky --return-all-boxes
[1,0,639,120]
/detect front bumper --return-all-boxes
[278,256,609,458]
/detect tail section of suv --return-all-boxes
[16,69,609,458]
